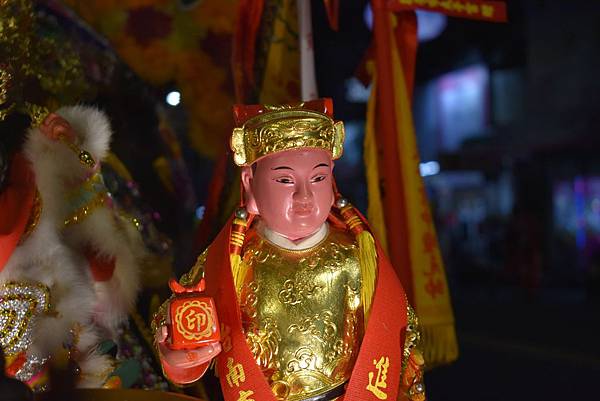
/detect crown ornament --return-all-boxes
[230,99,345,166]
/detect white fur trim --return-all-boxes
[1,215,96,362]
[75,325,115,388]
[56,105,113,164]
[26,105,141,332]
[64,207,143,333]
[2,105,140,388]
[55,106,142,332]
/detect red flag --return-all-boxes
[367,1,458,366]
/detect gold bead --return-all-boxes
[78,150,95,168]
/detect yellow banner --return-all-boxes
[391,0,507,22]
[365,11,458,366]
[257,0,301,104]
[389,14,457,365]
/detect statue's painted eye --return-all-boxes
[311,175,327,183]
[275,177,294,184]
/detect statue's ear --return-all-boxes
[241,166,259,215]
[39,113,76,141]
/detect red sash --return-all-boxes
[203,218,409,401]
[0,153,36,272]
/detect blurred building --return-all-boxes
[340,1,600,298]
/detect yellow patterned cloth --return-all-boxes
[238,224,362,401]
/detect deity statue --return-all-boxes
[153,99,425,401]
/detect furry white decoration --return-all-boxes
[1,106,143,389]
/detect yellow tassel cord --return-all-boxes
[230,253,249,295]
[230,216,250,295]
[420,323,459,369]
[104,152,133,181]
[357,230,377,325]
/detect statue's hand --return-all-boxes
[155,325,221,369]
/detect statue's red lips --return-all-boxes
[292,207,313,217]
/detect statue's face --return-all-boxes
[242,148,334,241]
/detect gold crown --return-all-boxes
[230,108,345,166]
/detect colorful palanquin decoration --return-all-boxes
[0,4,163,387]
[0,104,154,392]
[154,100,426,401]
[62,0,238,159]
[0,0,88,126]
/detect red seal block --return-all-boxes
[167,278,220,350]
